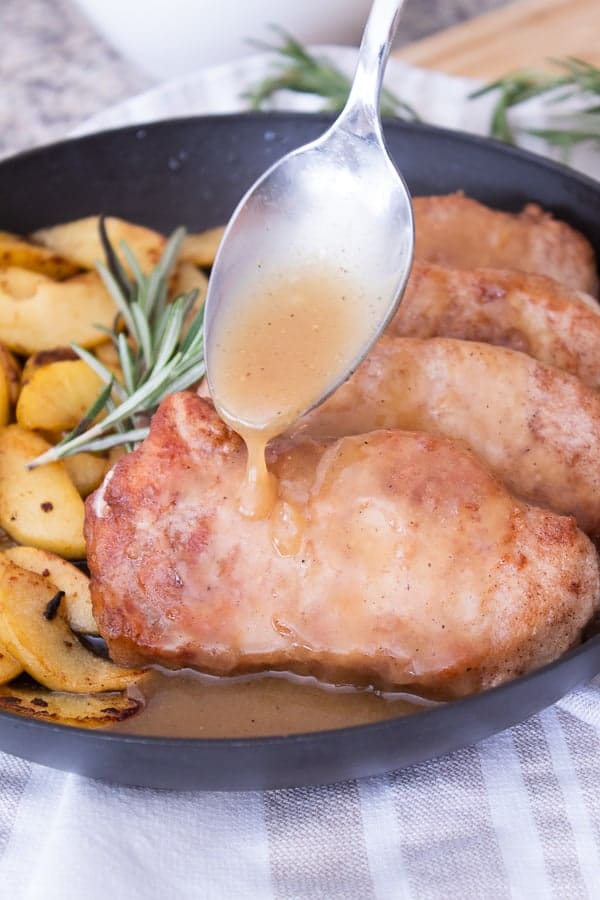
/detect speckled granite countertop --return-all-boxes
[1,0,507,160]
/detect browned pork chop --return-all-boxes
[85,394,599,700]
[295,336,600,538]
[389,264,600,388]
[413,195,598,295]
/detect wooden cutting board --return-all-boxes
[394,0,600,80]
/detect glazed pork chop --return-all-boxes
[389,264,600,389]
[86,394,599,700]
[413,194,598,295]
[294,336,600,538]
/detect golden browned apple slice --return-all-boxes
[63,453,109,499]
[180,225,225,267]
[0,271,116,354]
[32,216,166,275]
[17,358,104,432]
[0,343,21,406]
[0,644,22,685]
[0,562,144,692]
[0,685,141,728]
[0,231,81,279]
[0,426,86,558]
[171,261,208,302]
[0,546,98,635]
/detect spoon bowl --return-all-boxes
[204,0,414,426]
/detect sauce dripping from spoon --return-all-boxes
[204,0,414,541]
[209,264,382,523]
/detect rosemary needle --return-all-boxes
[246,32,599,156]
[244,27,419,121]
[471,57,600,153]
[30,219,206,468]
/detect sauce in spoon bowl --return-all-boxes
[204,0,413,521]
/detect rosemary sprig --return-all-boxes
[30,219,206,467]
[470,57,600,152]
[246,33,599,157]
[244,28,419,121]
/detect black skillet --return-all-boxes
[0,113,599,790]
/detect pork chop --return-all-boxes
[389,264,600,388]
[295,336,600,538]
[413,194,598,295]
[85,394,599,700]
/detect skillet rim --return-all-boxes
[5,109,600,195]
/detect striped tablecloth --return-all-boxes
[1,681,599,898]
[2,48,600,899]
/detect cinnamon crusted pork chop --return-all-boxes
[85,394,600,700]
[389,264,600,389]
[413,194,598,295]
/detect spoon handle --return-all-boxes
[339,0,406,137]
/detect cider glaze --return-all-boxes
[113,669,427,738]
[208,263,386,531]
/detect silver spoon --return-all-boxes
[204,0,413,432]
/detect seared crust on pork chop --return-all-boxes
[296,336,600,538]
[413,194,598,295]
[390,264,600,388]
[85,394,599,700]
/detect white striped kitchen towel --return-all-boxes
[1,681,600,898]
[0,48,599,899]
